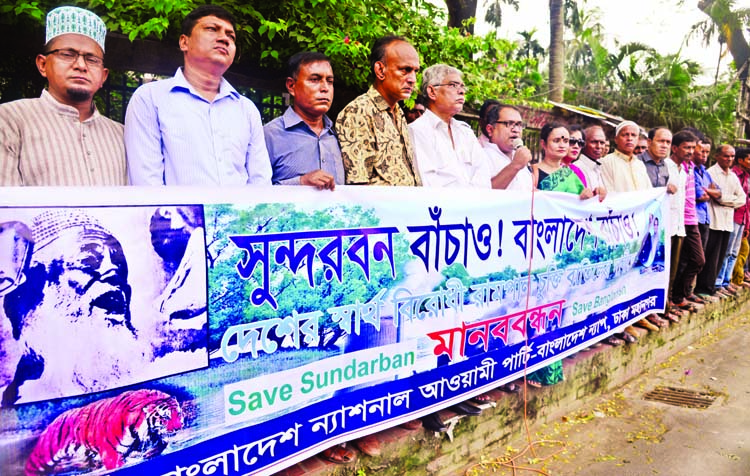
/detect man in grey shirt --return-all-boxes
[264,51,343,189]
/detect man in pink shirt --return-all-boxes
[672,130,706,309]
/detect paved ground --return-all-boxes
[464,311,750,476]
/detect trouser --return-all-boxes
[673,225,705,302]
[698,222,711,251]
[717,223,744,288]
[732,238,749,286]
[695,229,730,295]
[668,235,683,303]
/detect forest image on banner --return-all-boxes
[0,185,667,476]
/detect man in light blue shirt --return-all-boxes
[264,51,343,189]
[124,5,271,186]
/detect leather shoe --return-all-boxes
[635,318,659,332]
[321,445,357,464]
[353,435,381,457]
[451,402,482,416]
[421,413,448,432]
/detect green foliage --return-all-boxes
[205,203,411,351]
[563,2,739,143]
[1,0,541,108]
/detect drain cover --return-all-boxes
[644,386,717,409]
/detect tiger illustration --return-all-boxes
[24,389,183,476]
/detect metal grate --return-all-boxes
[643,386,718,409]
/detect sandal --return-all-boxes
[321,445,357,464]
[605,335,625,346]
[472,393,496,404]
[499,382,522,393]
[686,294,706,304]
[673,300,697,312]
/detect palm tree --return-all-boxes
[548,0,565,102]
[689,0,750,82]
[690,0,750,137]
[485,0,520,30]
[517,29,545,61]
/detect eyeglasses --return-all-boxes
[435,81,466,92]
[495,121,525,130]
[570,139,585,147]
[45,48,104,68]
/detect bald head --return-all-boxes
[583,125,606,160]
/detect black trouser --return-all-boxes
[695,229,730,295]
[698,222,710,250]
[673,225,706,302]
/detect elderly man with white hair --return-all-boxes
[600,120,652,193]
[409,64,492,188]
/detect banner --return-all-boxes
[0,185,668,476]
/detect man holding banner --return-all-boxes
[264,51,343,189]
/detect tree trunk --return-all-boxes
[698,0,750,81]
[548,0,565,102]
[698,0,750,138]
[445,0,478,34]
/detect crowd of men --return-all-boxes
[2,3,750,467]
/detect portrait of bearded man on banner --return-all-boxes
[0,207,208,406]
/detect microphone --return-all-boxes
[512,137,524,150]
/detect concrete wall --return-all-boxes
[298,292,750,476]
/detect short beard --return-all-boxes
[66,87,93,102]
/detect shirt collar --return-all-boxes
[171,67,240,102]
[366,86,395,113]
[40,89,101,122]
[281,106,333,133]
[580,153,601,166]
[613,149,634,162]
[639,150,662,165]
[479,134,511,159]
[419,108,459,130]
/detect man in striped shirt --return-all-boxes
[0,6,126,186]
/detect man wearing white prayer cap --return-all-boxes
[600,120,652,193]
[0,6,126,186]
[599,120,656,341]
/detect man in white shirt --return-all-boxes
[476,100,533,191]
[660,129,689,323]
[575,125,607,192]
[696,145,746,296]
[601,121,652,192]
[409,64,491,188]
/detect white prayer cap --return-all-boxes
[615,120,639,136]
[46,6,107,52]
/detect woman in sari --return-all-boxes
[563,124,585,166]
[527,123,595,387]
[534,122,593,199]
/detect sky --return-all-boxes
[470,0,750,85]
